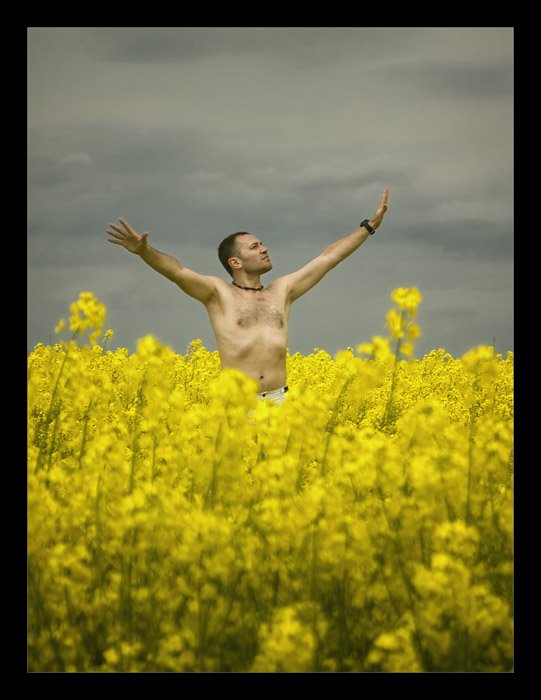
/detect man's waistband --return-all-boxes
[257,385,288,400]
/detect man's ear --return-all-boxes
[228,257,242,270]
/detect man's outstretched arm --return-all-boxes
[284,189,389,302]
[106,218,218,304]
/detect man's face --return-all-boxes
[232,235,273,274]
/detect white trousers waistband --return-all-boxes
[257,385,288,405]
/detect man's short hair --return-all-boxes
[217,232,251,276]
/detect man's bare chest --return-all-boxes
[233,293,286,329]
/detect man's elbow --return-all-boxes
[319,252,340,271]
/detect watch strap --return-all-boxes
[360,219,376,235]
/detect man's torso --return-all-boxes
[205,278,291,391]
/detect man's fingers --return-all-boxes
[118,217,136,236]
[107,238,122,245]
[378,188,389,214]
[107,227,125,239]
[108,223,127,235]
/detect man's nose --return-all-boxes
[261,245,268,255]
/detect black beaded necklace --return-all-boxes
[232,282,264,291]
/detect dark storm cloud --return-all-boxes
[28,121,412,258]
[28,122,229,246]
[376,60,513,99]
[28,122,207,183]
[85,27,416,65]
[394,220,512,260]
[28,27,513,357]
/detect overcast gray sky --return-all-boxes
[27,27,513,358]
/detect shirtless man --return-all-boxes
[106,189,389,404]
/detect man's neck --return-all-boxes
[232,272,263,290]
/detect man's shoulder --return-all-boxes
[266,275,290,288]
[197,275,230,292]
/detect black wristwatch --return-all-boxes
[360,219,376,235]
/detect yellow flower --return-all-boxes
[27,290,513,672]
[401,341,414,357]
[357,335,393,361]
[391,286,423,314]
[407,322,420,341]
[386,307,405,339]
[67,291,107,345]
[103,647,120,666]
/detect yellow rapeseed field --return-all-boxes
[27,289,513,672]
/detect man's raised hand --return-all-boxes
[370,188,389,229]
[106,218,150,255]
